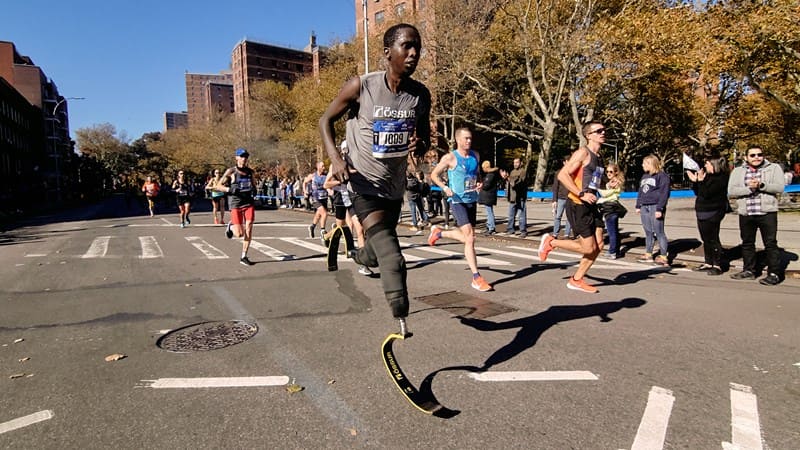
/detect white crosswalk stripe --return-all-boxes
[138,236,163,259]
[81,236,111,258]
[185,236,227,259]
[400,240,512,266]
[249,240,293,261]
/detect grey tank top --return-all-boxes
[345,71,431,200]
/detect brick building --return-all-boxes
[1,40,73,205]
[230,35,321,127]
[163,111,189,130]
[184,71,233,127]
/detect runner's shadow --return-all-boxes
[457,298,647,370]
[485,263,575,286]
[413,298,646,417]
[587,268,675,287]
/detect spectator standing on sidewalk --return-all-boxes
[688,152,730,276]
[727,145,784,285]
[551,157,572,238]
[406,170,429,232]
[502,158,528,237]
[597,163,626,259]
[635,155,671,266]
[479,160,500,236]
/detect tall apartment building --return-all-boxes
[204,80,234,121]
[1,40,73,203]
[163,111,189,130]
[184,71,233,127]
[355,0,431,39]
[231,36,319,126]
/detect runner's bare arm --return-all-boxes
[319,77,361,182]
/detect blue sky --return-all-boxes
[3,0,356,141]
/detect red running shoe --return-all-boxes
[538,234,555,262]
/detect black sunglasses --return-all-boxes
[590,128,606,135]
[748,153,763,157]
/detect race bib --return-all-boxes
[239,178,252,192]
[372,119,414,159]
[464,175,477,193]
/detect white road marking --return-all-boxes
[0,410,54,435]
[400,241,512,266]
[138,376,290,389]
[722,383,764,450]
[24,253,47,257]
[184,236,228,259]
[468,371,598,381]
[138,236,163,259]
[81,236,111,258]
[249,240,293,261]
[280,237,327,260]
[631,386,674,450]
[160,218,172,226]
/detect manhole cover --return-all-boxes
[156,320,258,352]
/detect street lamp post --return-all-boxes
[494,135,510,168]
[51,96,85,201]
[362,0,369,74]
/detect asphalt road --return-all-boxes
[1,198,798,449]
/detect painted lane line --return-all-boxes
[24,253,47,257]
[249,240,293,261]
[723,383,764,450]
[400,241,512,266]
[184,236,228,259]
[468,371,598,381]
[0,410,54,435]
[81,236,111,258]
[280,237,328,261]
[160,218,172,226]
[631,386,674,450]
[138,236,163,259]
[476,246,537,261]
[138,376,290,389]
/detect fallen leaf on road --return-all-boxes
[327,379,336,385]
[185,283,192,287]
[104,353,127,362]
[349,428,357,436]
[286,384,304,394]
[13,338,24,344]
[18,357,30,362]
[9,373,25,379]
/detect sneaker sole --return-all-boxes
[471,283,492,292]
[537,236,552,261]
[566,282,597,293]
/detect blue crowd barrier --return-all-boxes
[493,184,800,200]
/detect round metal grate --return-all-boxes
[156,320,258,352]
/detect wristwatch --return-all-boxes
[578,191,586,199]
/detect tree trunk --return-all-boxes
[533,120,556,191]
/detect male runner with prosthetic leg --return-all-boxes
[319,23,431,338]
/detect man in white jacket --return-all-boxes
[727,145,784,285]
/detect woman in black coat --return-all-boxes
[687,152,730,275]
[479,161,500,235]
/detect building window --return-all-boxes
[395,2,405,16]
[375,10,385,24]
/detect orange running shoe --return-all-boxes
[428,225,442,246]
[538,234,555,262]
[567,277,598,293]
[471,275,492,292]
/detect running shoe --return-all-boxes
[180,222,185,228]
[427,225,442,246]
[240,256,254,266]
[567,277,598,293]
[225,222,233,239]
[759,273,780,286]
[654,255,669,267]
[358,265,373,276]
[185,216,190,225]
[600,252,617,260]
[320,230,329,248]
[308,224,315,239]
[471,275,492,292]
[636,253,653,263]
[409,226,419,232]
[538,234,555,262]
[693,263,713,272]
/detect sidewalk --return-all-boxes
[408,197,800,276]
